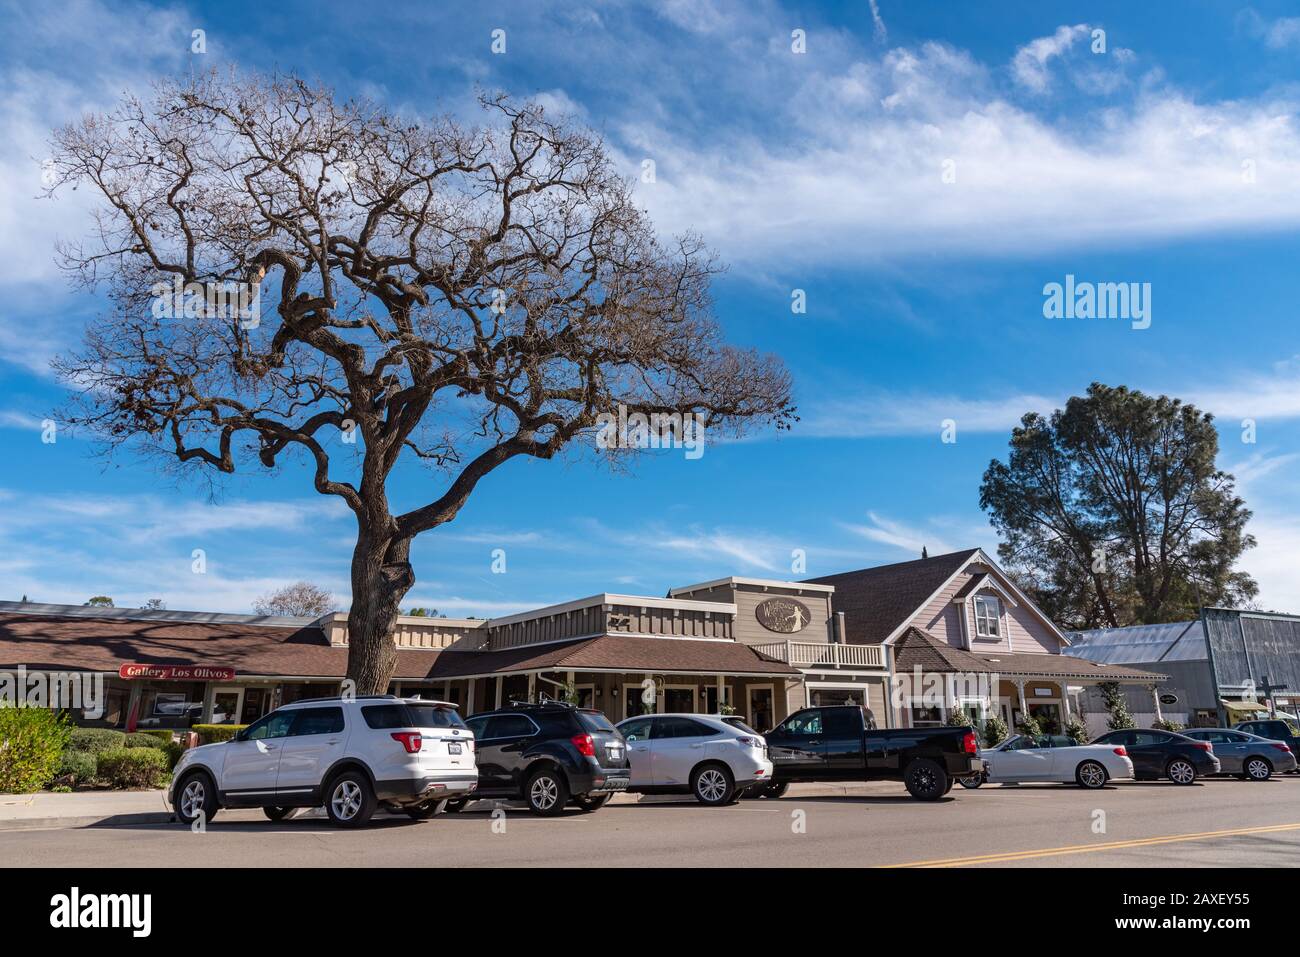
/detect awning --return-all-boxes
[1220,699,1270,715]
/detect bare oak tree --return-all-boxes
[47,72,794,692]
[253,582,336,618]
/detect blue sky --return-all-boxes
[3,0,1300,615]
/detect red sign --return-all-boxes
[118,664,236,682]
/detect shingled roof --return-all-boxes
[893,626,1165,681]
[430,634,800,678]
[805,548,980,644]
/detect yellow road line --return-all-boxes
[883,822,1300,867]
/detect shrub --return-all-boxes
[96,747,169,789]
[944,706,972,727]
[57,749,97,785]
[1099,681,1137,731]
[1015,715,1043,738]
[1063,718,1090,745]
[124,732,169,750]
[68,727,126,755]
[193,724,247,745]
[130,729,175,745]
[1153,718,1185,733]
[0,706,72,793]
[162,741,185,770]
[981,715,1008,748]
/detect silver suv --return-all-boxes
[169,696,476,827]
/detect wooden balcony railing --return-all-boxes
[752,640,885,670]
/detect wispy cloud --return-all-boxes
[1011,24,1090,93]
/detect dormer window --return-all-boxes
[973,594,1001,638]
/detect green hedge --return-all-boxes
[193,724,247,745]
[96,747,169,789]
[162,741,185,770]
[124,732,169,750]
[68,728,126,755]
[57,750,97,785]
[130,729,175,745]
[0,706,72,793]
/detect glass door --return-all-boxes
[748,685,775,733]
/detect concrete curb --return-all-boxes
[0,811,175,831]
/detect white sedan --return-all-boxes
[961,734,1134,789]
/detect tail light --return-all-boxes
[1112,746,1127,757]
[962,731,978,755]
[1273,743,1293,753]
[571,733,596,757]
[1192,741,1213,752]
[736,736,763,749]
[391,731,422,754]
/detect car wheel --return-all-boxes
[958,771,985,789]
[526,767,570,816]
[691,763,735,806]
[746,781,789,799]
[1244,757,1272,781]
[1166,758,1197,785]
[442,799,469,813]
[573,793,612,812]
[325,771,377,827]
[263,806,293,822]
[904,758,949,801]
[1075,760,1108,789]
[174,770,218,826]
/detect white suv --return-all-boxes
[169,696,476,827]
[615,713,773,805]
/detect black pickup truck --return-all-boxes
[755,705,982,800]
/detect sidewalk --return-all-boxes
[0,780,878,831]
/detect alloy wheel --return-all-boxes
[331,780,363,820]
[530,775,559,811]
[180,780,205,818]
[1168,760,1195,784]
[1079,762,1106,788]
[697,768,728,803]
[1246,758,1270,780]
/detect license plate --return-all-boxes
[448,743,463,755]
[607,746,623,759]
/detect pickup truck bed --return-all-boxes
[760,705,982,800]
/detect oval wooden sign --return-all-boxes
[755,597,812,634]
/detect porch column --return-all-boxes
[645,673,657,713]
[201,682,217,724]
[527,673,536,702]
[1151,684,1164,722]
[1061,688,1072,722]
[1014,679,1027,720]
[125,681,143,731]
[495,676,503,708]
[716,674,725,712]
[466,680,476,714]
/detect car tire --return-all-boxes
[324,770,378,827]
[747,781,789,799]
[572,793,612,812]
[1075,760,1108,789]
[1243,757,1272,781]
[1166,758,1197,785]
[958,771,985,789]
[174,770,219,826]
[525,766,570,816]
[904,758,949,801]
[691,763,735,806]
[263,806,294,821]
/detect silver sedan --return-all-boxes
[1181,728,1298,780]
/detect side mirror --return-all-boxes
[233,729,247,742]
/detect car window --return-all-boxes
[245,711,294,740]
[823,708,863,737]
[1130,731,1166,747]
[778,710,823,736]
[1094,731,1130,747]
[289,707,344,736]
[465,716,489,739]
[576,710,617,734]
[485,714,537,739]
[405,703,467,729]
[722,716,759,735]
[653,717,715,740]
[619,718,653,742]
[1002,735,1033,751]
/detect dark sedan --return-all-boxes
[1091,728,1220,784]
[1181,728,1297,780]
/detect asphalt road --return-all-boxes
[5,775,1300,867]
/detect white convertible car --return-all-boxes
[961,734,1135,789]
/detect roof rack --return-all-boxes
[507,698,575,709]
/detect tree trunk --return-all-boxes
[345,536,415,695]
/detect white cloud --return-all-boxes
[1012,24,1090,93]
[868,0,886,43]
[842,511,958,556]
[800,391,1057,438]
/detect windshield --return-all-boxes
[576,710,617,734]
[722,716,759,735]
